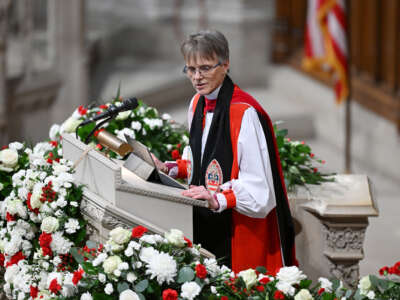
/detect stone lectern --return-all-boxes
[61,133,207,244]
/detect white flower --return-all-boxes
[0,149,19,168]
[53,163,70,176]
[41,216,59,233]
[104,283,114,295]
[162,113,171,120]
[93,253,108,267]
[276,281,296,296]
[49,124,60,140]
[50,231,73,254]
[119,289,140,300]
[204,258,221,277]
[103,256,123,274]
[145,252,177,284]
[139,246,159,263]
[47,272,63,288]
[366,291,375,299]
[81,292,93,300]
[131,121,142,131]
[139,234,158,245]
[358,276,371,295]
[143,118,163,130]
[116,111,131,121]
[114,269,121,277]
[116,128,135,142]
[276,266,307,286]
[238,268,257,289]
[61,117,82,133]
[70,201,78,207]
[127,272,137,283]
[294,289,314,300]
[9,142,23,151]
[4,265,19,283]
[98,273,106,283]
[318,277,333,292]
[110,227,131,244]
[118,262,129,270]
[4,235,23,256]
[65,218,80,234]
[164,229,186,247]
[181,281,201,300]
[124,247,134,257]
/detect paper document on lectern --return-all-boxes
[124,136,187,190]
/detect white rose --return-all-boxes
[131,121,142,131]
[98,273,106,283]
[181,281,201,300]
[0,149,19,168]
[358,276,371,295]
[126,272,137,283]
[81,292,93,300]
[49,124,60,140]
[318,277,332,292]
[114,269,121,277]
[162,113,171,120]
[103,256,122,274]
[124,247,134,257]
[366,291,375,299]
[104,283,114,295]
[4,265,19,283]
[41,217,59,233]
[116,111,131,121]
[276,266,307,286]
[119,289,140,300]
[9,142,23,151]
[238,269,258,289]
[30,191,42,210]
[109,227,131,245]
[61,117,82,133]
[276,281,296,296]
[92,253,108,267]
[294,289,314,300]
[164,229,186,247]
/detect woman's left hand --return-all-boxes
[181,185,219,210]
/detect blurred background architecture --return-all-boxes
[0,0,399,276]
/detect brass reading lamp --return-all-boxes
[96,130,133,158]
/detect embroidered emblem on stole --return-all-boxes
[205,159,223,194]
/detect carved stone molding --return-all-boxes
[80,196,105,223]
[327,260,360,288]
[323,224,366,253]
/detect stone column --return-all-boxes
[49,0,88,124]
[0,0,10,144]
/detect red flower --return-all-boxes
[256,285,264,292]
[96,144,103,150]
[72,268,85,285]
[177,143,181,149]
[318,288,325,295]
[131,225,148,238]
[162,289,178,300]
[259,276,270,284]
[39,232,53,257]
[49,140,58,147]
[221,297,228,300]
[49,278,62,294]
[274,290,285,300]
[313,168,318,173]
[184,237,193,248]
[301,141,305,145]
[171,149,181,160]
[78,105,87,115]
[0,253,4,267]
[379,266,389,276]
[321,160,326,164]
[30,286,39,299]
[94,128,105,138]
[6,212,15,222]
[99,104,108,110]
[310,153,315,158]
[1,145,7,150]
[195,264,208,279]
[47,158,53,164]
[6,251,26,267]
[27,193,39,214]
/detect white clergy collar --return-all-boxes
[204,84,222,100]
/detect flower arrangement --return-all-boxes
[49,96,189,162]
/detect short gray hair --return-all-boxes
[181,30,229,63]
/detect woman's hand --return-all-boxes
[182,185,219,210]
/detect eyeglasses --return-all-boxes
[183,62,221,76]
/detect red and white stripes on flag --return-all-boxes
[303,0,349,103]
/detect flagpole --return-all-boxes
[344,1,352,174]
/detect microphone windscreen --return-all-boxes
[123,97,138,110]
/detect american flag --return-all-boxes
[303,0,349,103]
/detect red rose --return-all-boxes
[195,264,207,279]
[221,297,228,300]
[162,289,178,300]
[318,288,325,295]
[6,251,26,267]
[6,212,15,222]
[379,266,389,276]
[72,268,84,285]
[49,140,58,147]
[184,237,192,248]
[310,153,315,158]
[131,225,148,238]
[78,105,87,115]
[30,286,39,299]
[313,168,318,173]
[259,276,270,284]
[273,290,285,300]
[256,285,264,292]
[0,253,4,267]
[49,278,62,294]
[171,149,181,160]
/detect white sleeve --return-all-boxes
[215,107,277,218]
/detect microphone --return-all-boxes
[80,97,138,126]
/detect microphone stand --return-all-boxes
[75,115,115,144]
